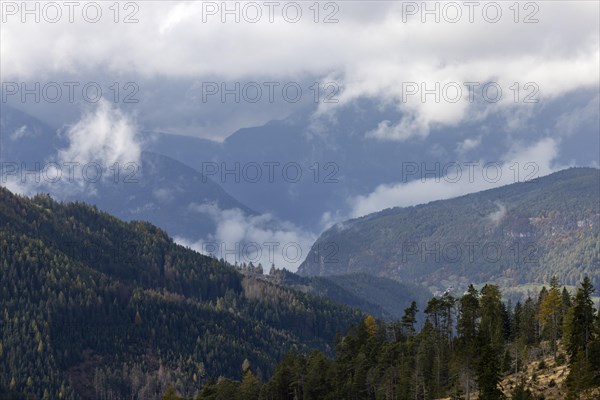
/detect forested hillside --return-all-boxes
[0,187,362,399]
[267,268,431,320]
[300,168,600,293]
[165,278,600,400]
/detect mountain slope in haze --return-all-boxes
[0,104,62,164]
[268,268,431,321]
[0,105,256,241]
[298,168,600,293]
[62,151,256,240]
[144,91,600,229]
[0,186,362,399]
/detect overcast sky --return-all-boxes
[2,1,598,139]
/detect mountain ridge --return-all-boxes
[299,167,600,294]
[0,185,362,398]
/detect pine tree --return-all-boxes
[564,277,596,360]
[160,386,183,400]
[563,277,597,398]
[562,286,572,309]
[476,285,505,400]
[565,350,595,400]
[304,350,331,400]
[456,285,479,400]
[511,377,535,400]
[538,276,562,360]
[501,348,512,374]
[520,297,539,345]
[401,301,419,339]
[475,342,504,400]
[237,369,261,400]
[479,285,505,349]
[364,315,377,337]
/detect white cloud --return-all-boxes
[2,101,142,197]
[176,203,317,271]
[1,175,36,196]
[349,137,562,217]
[58,100,141,167]
[153,188,174,203]
[366,118,427,142]
[1,1,597,139]
[487,202,507,225]
[319,210,347,232]
[555,94,600,137]
[10,125,28,141]
[456,137,482,155]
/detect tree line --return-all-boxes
[162,277,600,400]
[0,188,361,399]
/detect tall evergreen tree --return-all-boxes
[479,284,505,352]
[538,276,562,360]
[475,342,504,400]
[400,301,419,339]
[456,285,479,400]
[476,285,505,400]
[564,277,596,360]
[563,277,598,399]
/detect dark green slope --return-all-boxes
[0,187,361,399]
[269,269,431,321]
[298,168,600,293]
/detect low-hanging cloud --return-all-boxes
[3,101,142,198]
[487,202,507,225]
[58,100,141,167]
[175,203,317,272]
[349,137,561,218]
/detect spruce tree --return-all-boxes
[538,276,562,360]
[456,285,479,400]
[564,277,596,360]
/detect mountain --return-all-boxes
[0,105,256,241]
[0,103,63,164]
[61,151,256,240]
[0,186,362,399]
[298,168,600,294]
[144,92,600,229]
[267,268,431,321]
[188,281,600,400]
